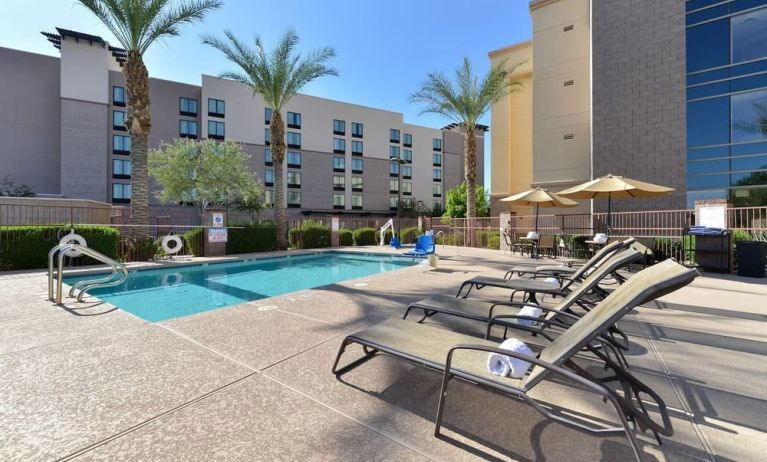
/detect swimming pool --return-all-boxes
[64,252,417,322]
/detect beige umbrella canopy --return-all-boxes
[556,174,674,231]
[501,187,578,232]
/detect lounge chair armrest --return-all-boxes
[489,314,574,331]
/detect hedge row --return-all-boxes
[227,222,278,254]
[289,220,331,249]
[0,225,119,271]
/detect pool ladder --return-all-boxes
[48,244,129,304]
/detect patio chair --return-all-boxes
[405,247,643,350]
[403,234,435,257]
[538,234,556,258]
[332,259,698,461]
[511,233,533,256]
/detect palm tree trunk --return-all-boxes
[271,112,287,249]
[464,127,477,246]
[124,52,152,238]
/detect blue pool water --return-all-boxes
[64,252,417,322]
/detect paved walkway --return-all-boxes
[1,246,765,461]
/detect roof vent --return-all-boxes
[563,24,574,32]
[564,80,574,86]
[563,134,575,140]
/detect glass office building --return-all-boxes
[686,0,767,207]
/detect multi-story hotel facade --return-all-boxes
[0,28,484,217]
[491,0,767,215]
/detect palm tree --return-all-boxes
[410,57,522,219]
[78,0,222,235]
[203,29,337,249]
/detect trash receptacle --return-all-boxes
[736,241,767,278]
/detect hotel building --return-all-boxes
[490,0,767,215]
[0,28,484,216]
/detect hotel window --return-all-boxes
[264,128,271,145]
[402,181,412,195]
[113,135,131,154]
[352,176,363,191]
[333,119,345,135]
[333,175,346,190]
[351,140,363,155]
[287,191,301,208]
[333,156,345,171]
[389,162,399,176]
[208,98,225,117]
[432,138,442,151]
[389,179,399,193]
[208,121,225,140]
[333,193,345,208]
[433,183,442,197]
[433,153,442,166]
[351,195,363,209]
[433,168,442,181]
[403,133,412,147]
[113,159,131,178]
[263,189,274,207]
[403,149,412,162]
[389,196,398,210]
[287,131,301,148]
[180,119,198,138]
[333,138,346,153]
[113,86,126,106]
[390,128,400,143]
[433,199,442,211]
[402,166,412,179]
[351,122,363,138]
[287,171,301,188]
[264,149,273,166]
[264,107,272,125]
[112,183,131,202]
[287,111,301,129]
[179,97,198,116]
[288,151,301,168]
[352,158,363,173]
[113,110,126,130]
[264,169,274,186]
[389,146,400,158]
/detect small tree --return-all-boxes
[148,139,262,214]
[0,177,35,197]
[444,182,489,218]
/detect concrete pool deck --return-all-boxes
[1,246,766,461]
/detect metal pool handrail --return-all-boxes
[48,244,129,304]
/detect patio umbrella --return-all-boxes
[500,187,578,232]
[556,174,674,232]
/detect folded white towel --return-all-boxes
[543,277,559,287]
[515,305,543,327]
[487,338,535,378]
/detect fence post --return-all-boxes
[331,216,340,247]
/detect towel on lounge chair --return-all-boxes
[515,305,543,326]
[487,338,535,378]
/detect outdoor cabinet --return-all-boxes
[693,234,731,273]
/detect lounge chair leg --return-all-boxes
[435,372,453,437]
[332,341,378,376]
[331,340,350,374]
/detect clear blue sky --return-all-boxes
[1,0,532,190]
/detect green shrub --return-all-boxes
[400,226,421,244]
[129,236,161,261]
[227,222,277,254]
[486,231,501,250]
[435,233,464,246]
[339,228,353,246]
[353,227,377,246]
[568,235,589,252]
[289,220,330,249]
[182,227,204,257]
[652,238,684,262]
[0,225,119,271]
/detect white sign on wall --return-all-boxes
[697,204,727,229]
[331,217,340,232]
[212,212,224,227]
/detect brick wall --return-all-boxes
[592,0,687,211]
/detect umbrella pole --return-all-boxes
[607,193,612,235]
[535,204,539,233]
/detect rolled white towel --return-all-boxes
[543,277,559,287]
[515,305,543,327]
[487,338,535,379]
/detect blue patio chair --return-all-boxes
[403,235,435,257]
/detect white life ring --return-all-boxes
[161,272,183,286]
[59,230,87,257]
[161,235,183,254]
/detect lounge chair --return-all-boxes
[403,234,435,257]
[405,247,643,345]
[332,260,698,461]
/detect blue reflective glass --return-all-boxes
[731,88,767,142]
[688,96,731,146]
[688,174,731,188]
[732,141,767,155]
[687,159,730,175]
[687,81,730,99]
[688,68,730,85]
[687,0,729,12]
[729,72,767,93]
[732,154,767,170]
[687,189,728,208]
[687,20,730,72]
[688,146,730,160]
[733,7,767,63]
[729,58,767,79]
[731,0,767,15]
[687,4,729,25]
[732,170,767,185]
